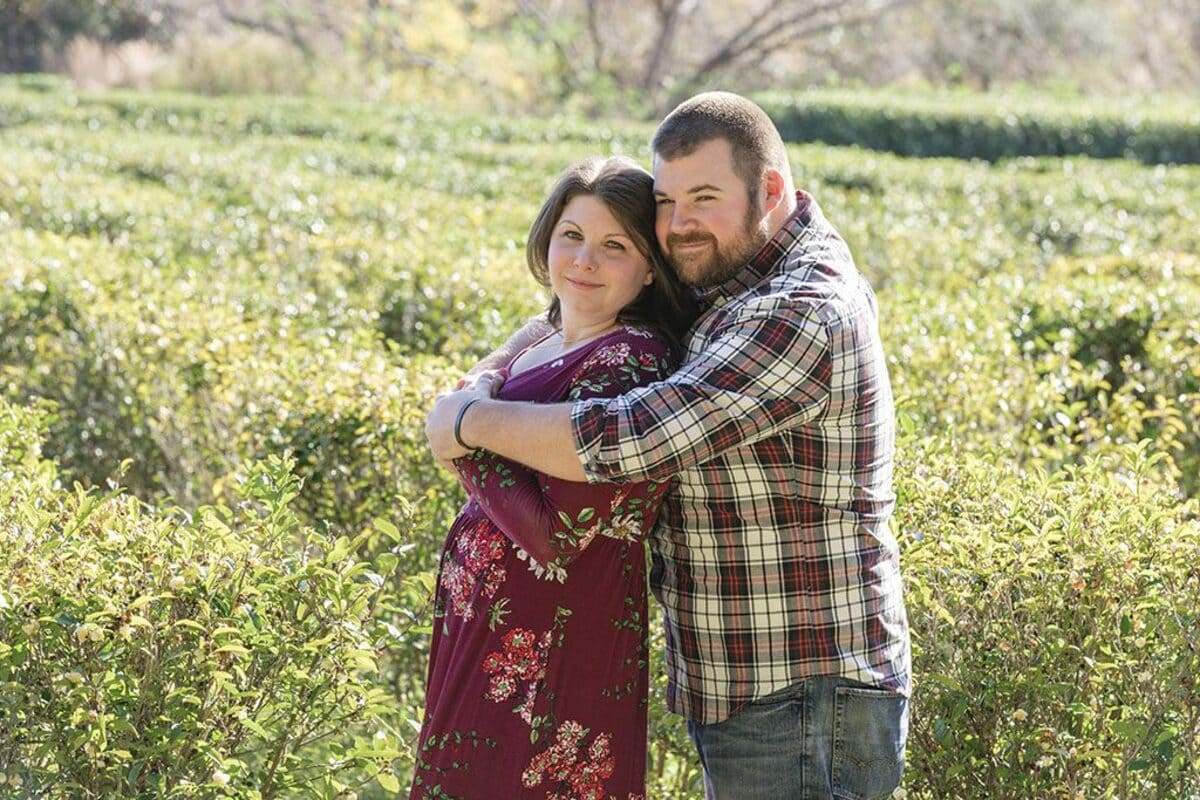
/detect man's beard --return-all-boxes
[667,202,771,289]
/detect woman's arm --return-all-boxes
[451,332,675,579]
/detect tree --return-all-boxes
[799,0,1200,94]
[493,0,919,115]
[0,0,177,73]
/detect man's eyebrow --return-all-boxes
[654,183,724,196]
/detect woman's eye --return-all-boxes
[563,230,582,240]
[606,240,626,250]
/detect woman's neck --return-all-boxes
[559,316,620,345]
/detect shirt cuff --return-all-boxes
[570,397,613,484]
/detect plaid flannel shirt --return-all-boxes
[571,192,911,724]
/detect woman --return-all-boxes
[409,156,696,800]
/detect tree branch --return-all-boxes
[585,0,606,74]
[215,0,314,56]
[514,0,586,97]
[670,0,918,105]
[639,0,692,92]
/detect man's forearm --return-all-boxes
[460,399,586,482]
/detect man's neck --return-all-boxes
[768,192,799,235]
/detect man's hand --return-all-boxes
[425,389,478,466]
[425,372,506,469]
[427,372,583,482]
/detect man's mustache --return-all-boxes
[667,233,716,250]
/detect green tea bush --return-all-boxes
[1013,257,1200,493]
[2,78,1199,799]
[0,414,402,798]
[0,396,56,480]
[0,229,466,540]
[897,440,1200,799]
[0,251,178,499]
[758,89,1200,164]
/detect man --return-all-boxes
[426,91,910,799]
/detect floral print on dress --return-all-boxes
[567,338,674,403]
[412,327,676,799]
[521,720,616,800]
[587,341,631,368]
[483,627,553,724]
[440,518,508,622]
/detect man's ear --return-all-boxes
[759,169,787,213]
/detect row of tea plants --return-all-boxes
[1,78,1197,797]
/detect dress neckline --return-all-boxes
[507,325,627,379]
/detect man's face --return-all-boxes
[653,138,770,288]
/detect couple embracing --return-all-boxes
[416,91,911,800]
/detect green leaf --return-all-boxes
[213,644,250,656]
[925,674,964,693]
[239,716,270,738]
[1111,720,1147,741]
[327,536,351,563]
[373,517,402,543]
[377,771,400,792]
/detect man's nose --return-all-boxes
[669,205,697,233]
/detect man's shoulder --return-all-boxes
[734,260,862,317]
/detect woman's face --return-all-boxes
[548,194,654,329]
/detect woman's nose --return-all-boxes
[576,243,599,270]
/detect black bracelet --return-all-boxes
[454,398,481,451]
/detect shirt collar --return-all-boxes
[693,191,822,309]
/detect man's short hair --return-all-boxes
[652,91,788,197]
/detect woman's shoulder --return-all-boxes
[568,325,676,393]
[596,324,675,361]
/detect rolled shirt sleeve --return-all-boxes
[572,298,833,484]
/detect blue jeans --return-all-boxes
[687,678,908,799]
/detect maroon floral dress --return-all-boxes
[410,326,675,800]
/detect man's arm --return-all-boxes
[459,313,553,387]
[426,390,585,481]
[428,300,843,485]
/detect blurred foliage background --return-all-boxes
[3,0,1200,116]
[1,2,1199,798]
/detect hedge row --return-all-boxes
[897,438,1200,799]
[757,89,1200,164]
[1,400,406,798]
[2,81,1198,797]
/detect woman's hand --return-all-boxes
[455,367,508,394]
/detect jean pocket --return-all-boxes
[831,684,908,800]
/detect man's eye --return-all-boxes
[655,198,673,206]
